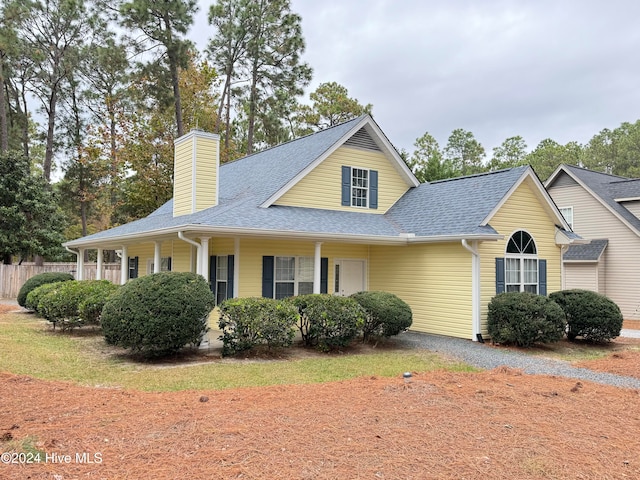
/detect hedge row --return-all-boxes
[25,279,119,331]
[218,291,413,356]
[488,290,623,346]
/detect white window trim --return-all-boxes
[274,256,315,299]
[147,257,171,274]
[505,230,539,294]
[350,166,370,209]
[559,206,574,230]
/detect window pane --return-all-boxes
[298,282,314,295]
[160,257,171,272]
[506,230,537,254]
[505,258,520,284]
[351,168,368,207]
[217,255,228,281]
[524,258,538,284]
[216,281,227,305]
[334,265,340,293]
[275,282,294,299]
[276,257,295,281]
[297,257,314,282]
[506,285,521,293]
[524,284,538,294]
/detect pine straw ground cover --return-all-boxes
[1,309,640,479]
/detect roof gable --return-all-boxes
[260,115,418,208]
[545,164,640,236]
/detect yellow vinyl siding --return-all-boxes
[370,243,473,338]
[172,240,194,273]
[238,238,368,298]
[173,139,192,216]
[479,177,563,335]
[126,244,154,276]
[194,136,218,212]
[275,146,410,213]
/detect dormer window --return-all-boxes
[351,168,369,207]
[341,166,378,209]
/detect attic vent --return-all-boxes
[344,127,382,152]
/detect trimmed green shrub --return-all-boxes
[350,291,413,341]
[550,289,623,342]
[18,272,74,307]
[78,281,120,325]
[218,297,298,356]
[36,280,116,331]
[488,292,566,347]
[101,272,215,357]
[288,294,365,351]
[25,282,63,317]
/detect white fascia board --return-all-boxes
[615,196,640,202]
[482,167,572,230]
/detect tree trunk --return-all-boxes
[109,102,118,223]
[168,49,183,137]
[2,253,11,265]
[246,61,259,155]
[43,88,57,182]
[0,59,8,152]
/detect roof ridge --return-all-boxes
[220,114,367,167]
[430,166,526,184]
[564,163,630,181]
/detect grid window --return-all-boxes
[274,256,314,299]
[559,207,573,230]
[351,168,368,207]
[216,256,228,305]
[505,231,538,294]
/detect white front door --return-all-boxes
[335,259,365,296]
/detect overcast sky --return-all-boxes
[191,0,640,157]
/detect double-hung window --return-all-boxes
[275,256,314,299]
[215,255,229,305]
[351,168,369,207]
[148,257,172,273]
[505,231,538,294]
[559,206,573,230]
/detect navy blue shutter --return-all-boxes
[538,259,547,296]
[262,256,275,298]
[341,166,351,206]
[167,257,172,271]
[209,256,217,293]
[128,257,138,279]
[227,255,235,298]
[369,170,378,209]
[495,258,505,294]
[320,257,328,294]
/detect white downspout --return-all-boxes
[64,246,79,280]
[461,239,481,341]
[178,231,201,275]
[560,245,569,290]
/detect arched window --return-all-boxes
[505,231,538,293]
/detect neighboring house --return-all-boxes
[546,164,640,320]
[64,115,580,340]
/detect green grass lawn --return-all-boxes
[0,312,476,392]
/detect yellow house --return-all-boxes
[64,115,581,340]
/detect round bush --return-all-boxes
[488,292,566,347]
[350,291,412,341]
[78,281,120,325]
[25,282,63,318]
[288,294,365,351]
[101,272,215,357]
[218,297,298,356]
[549,289,623,342]
[18,272,74,307]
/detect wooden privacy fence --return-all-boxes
[0,263,122,299]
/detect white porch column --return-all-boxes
[77,248,85,281]
[200,237,210,281]
[234,238,240,298]
[154,241,162,273]
[313,242,322,294]
[96,248,103,280]
[120,245,128,285]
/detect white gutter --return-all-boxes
[178,231,201,275]
[461,239,481,341]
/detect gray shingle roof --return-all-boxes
[66,119,552,247]
[563,239,608,261]
[386,166,529,236]
[560,165,640,233]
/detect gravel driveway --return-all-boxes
[395,331,640,389]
